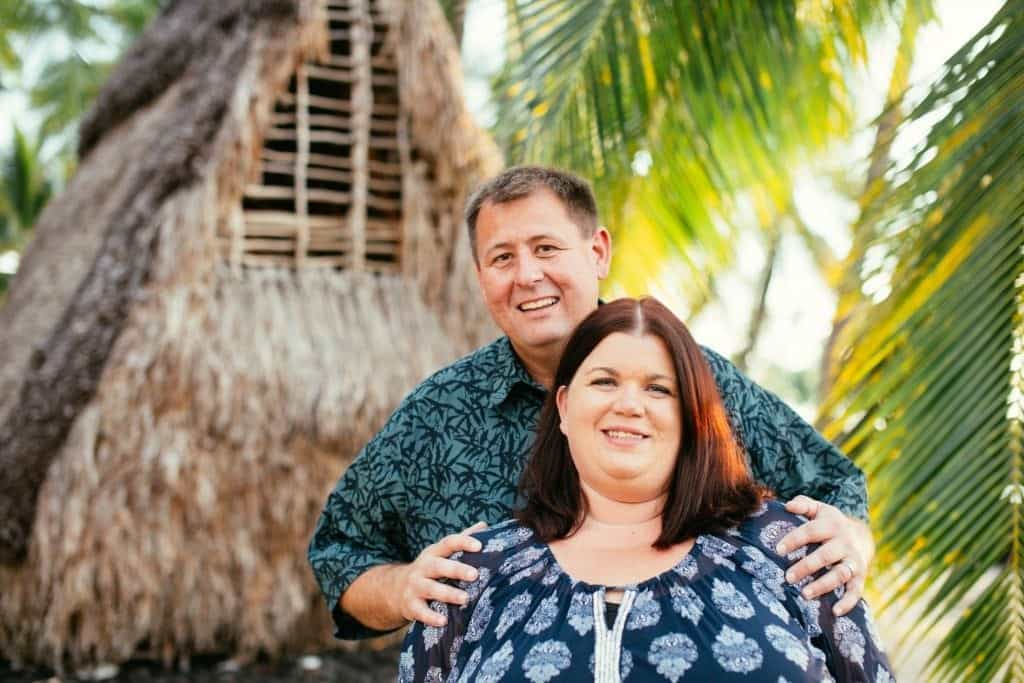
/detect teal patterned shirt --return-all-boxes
[308,337,867,640]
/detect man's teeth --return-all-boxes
[606,430,645,441]
[520,297,558,311]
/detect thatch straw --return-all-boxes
[1,265,462,668]
[0,0,500,668]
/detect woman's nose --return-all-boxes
[612,386,644,416]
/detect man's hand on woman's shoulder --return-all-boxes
[775,495,875,617]
[384,522,488,628]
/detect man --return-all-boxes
[309,166,873,639]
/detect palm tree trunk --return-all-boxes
[819,3,920,401]
[450,0,467,47]
[734,229,781,373]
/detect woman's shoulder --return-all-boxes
[447,520,555,605]
[722,499,810,561]
[449,519,542,571]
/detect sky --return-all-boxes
[462,0,1004,416]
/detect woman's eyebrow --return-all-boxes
[585,366,618,376]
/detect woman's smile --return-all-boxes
[601,426,650,446]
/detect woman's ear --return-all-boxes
[556,385,569,435]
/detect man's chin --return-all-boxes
[508,329,572,354]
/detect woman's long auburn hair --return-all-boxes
[515,297,768,549]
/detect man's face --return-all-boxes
[474,188,611,360]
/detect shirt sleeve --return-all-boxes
[800,588,896,681]
[399,544,495,682]
[398,597,472,682]
[307,396,419,640]
[701,346,868,520]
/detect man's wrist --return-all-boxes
[340,562,410,632]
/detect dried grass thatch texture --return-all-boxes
[0,0,501,667]
[0,263,458,667]
[391,0,503,348]
[0,0,315,563]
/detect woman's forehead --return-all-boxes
[581,332,676,376]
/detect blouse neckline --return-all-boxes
[538,533,710,592]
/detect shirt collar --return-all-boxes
[487,336,547,407]
[486,299,605,407]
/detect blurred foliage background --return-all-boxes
[2,0,1022,679]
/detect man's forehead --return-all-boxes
[477,194,585,244]
[479,187,571,217]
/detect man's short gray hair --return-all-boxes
[464,166,599,262]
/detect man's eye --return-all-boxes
[537,244,558,255]
[492,253,512,264]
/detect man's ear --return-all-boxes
[556,385,569,435]
[591,227,612,280]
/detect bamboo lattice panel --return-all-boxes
[222,0,405,272]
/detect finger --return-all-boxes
[432,532,484,556]
[407,598,447,628]
[424,556,479,583]
[422,578,471,607]
[784,495,822,518]
[799,565,849,600]
[460,521,488,535]
[776,518,837,556]
[832,576,865,616]
[785,541,847,584]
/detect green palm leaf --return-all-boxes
[821,2,1024,679]
[0,125,52,241]
[30,52,114,143]
[492,0,899,302]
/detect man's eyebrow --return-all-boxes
[484,241,514,255]
[483,233,565,255]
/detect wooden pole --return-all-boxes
[295,65,311,267]
[349,0,372,272]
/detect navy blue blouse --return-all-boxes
[400,501,893,682]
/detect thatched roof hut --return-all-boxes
[0,0,500,669]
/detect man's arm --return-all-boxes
[700,347,873,615]
[308,398,419,639]
[308,398,485,638]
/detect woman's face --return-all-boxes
[556,332,682,504]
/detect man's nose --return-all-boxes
[514,255,543,287]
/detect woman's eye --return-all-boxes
[648,384,673,396]
[591,377,616,387]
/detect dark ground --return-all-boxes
[0,645,401,683]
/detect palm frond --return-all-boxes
[29,52,113,143]
[822,3,1024,678]
[0,125,52,239]
[492,0,896,305]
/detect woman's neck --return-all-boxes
[581,483,665,523]
[547,484,691,588]
[576,483,666,538]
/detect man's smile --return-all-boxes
[517,296,560,312]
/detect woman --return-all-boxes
[400,297,893,682]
